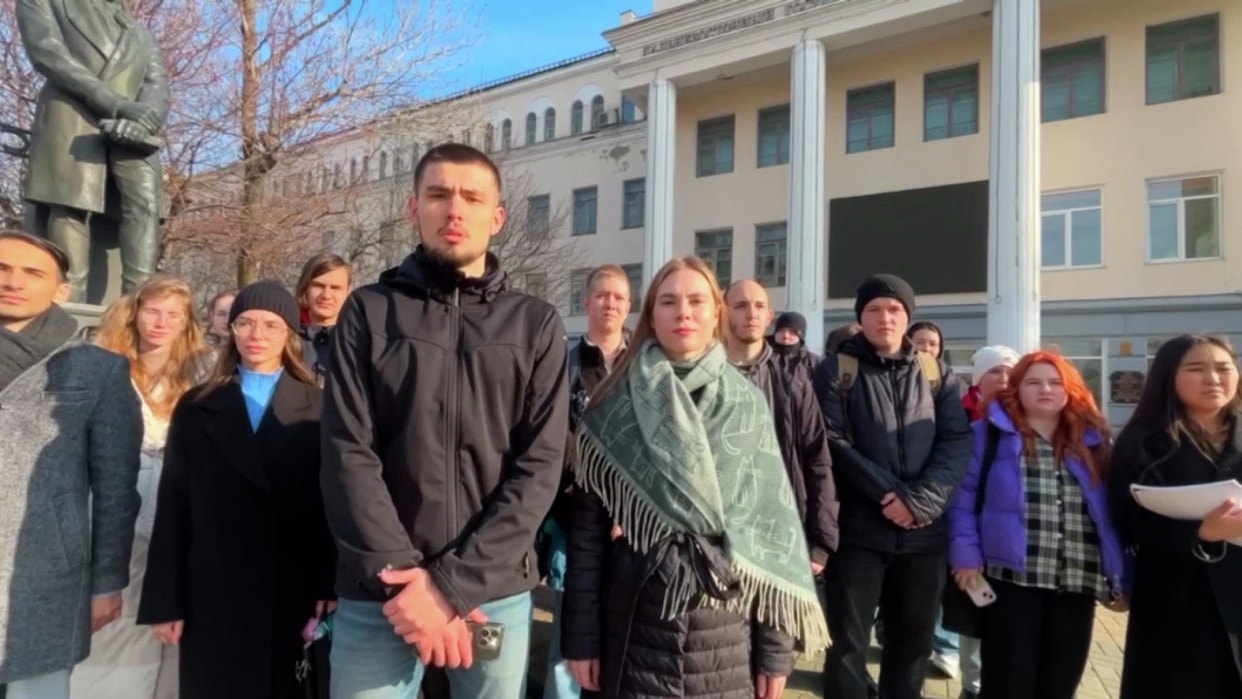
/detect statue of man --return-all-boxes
[16,0,168,302]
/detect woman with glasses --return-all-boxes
[138,280,337,699]
[70,276,213,699]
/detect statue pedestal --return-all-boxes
[62,300,106,331]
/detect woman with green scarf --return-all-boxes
[560,257,828,699]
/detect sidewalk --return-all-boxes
[526,586,1127,699]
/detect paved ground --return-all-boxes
[525,586,1127,698]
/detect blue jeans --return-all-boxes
[7,669,71,699]
[541,590,580,699]
[330,592,532,699]
[932,607,960,655]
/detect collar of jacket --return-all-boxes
[380,245,507,303]
[766,335,805,356]
[840,333,916,367]
[986,399,1105,449]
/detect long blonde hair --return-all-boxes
[589,256,725,405]
[96,275,212,418]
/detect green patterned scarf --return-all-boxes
[573,340,829,651]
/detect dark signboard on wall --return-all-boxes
[1109,371,1145,404]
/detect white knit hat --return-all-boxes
[972,345,1021,386]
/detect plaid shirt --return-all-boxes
[986,439,1110,599]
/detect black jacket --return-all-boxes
[734,349,839,564]
[811,334,971,553]
[300,323,335,386]
[769,337,821,380]
[562,488,795,698]
[319,247,569,614]
[138,376,335,699]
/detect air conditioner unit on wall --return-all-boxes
[596,108,621,128]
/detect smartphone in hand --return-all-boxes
[967,578,998,608]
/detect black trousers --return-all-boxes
[979,578,1096,699]
[822,545,946,699]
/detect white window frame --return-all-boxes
[1145,173,1222,264]
[1041,187,1104,270]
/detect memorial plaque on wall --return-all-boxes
[1109,371,1145,404]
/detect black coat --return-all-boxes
[811,334,972,553]
[1109,422,1242,698]
[138,374,336,699]
[562,489,795,699]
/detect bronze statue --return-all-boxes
[16,0,168,303]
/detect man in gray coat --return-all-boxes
[16,0,169,301]
[0,231,141,698]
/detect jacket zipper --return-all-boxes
[447,287,461,547]
[891,364,908,551]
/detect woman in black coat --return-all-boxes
[1109,334,1242,698]
[138,281,337,699]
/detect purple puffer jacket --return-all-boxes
[947,401,1127,595]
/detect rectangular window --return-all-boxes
[1042,39,1106,122]
[526,194,551,237]
[622,178,645,229]
[1146,175,1220,261]
[1042,339,1104,406]
[846,83,895,153]
[623,263,643,307]
[757,104,791,167]
[754,222,788,287]
[569,268,590,315]
[1146,14,1220,105]
[924,65,978,140]
[572,187,598,236]
[1041,189,1102,268]
[696,116,735,177]
[694,229,733,289]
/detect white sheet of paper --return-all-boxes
[1130,480,1242,547]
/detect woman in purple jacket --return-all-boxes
[948,351,1128,699]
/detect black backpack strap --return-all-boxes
[974,423,1001,516]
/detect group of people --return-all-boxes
[0,141,1238,699]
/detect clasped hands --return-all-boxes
[880,492,928,529]
[102,101,161,149]
[380,567,487,669]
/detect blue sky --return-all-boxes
[436,1,654,96]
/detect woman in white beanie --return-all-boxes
[964,346,1022,422]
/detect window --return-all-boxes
[846,83,895,153]
[623,263,643,307]
[696,116,735,177]
[1042,39,1105,122]
[320,167,329,193]
[924,65,978,140]
[333,164,342,188]
[501,119,512,150]
[590,95,605,130]
[378,152,389,179]
[1041,189,1102,268]
[394,151,405,173]
[1042,338,1104,406]
[572,187,597,236]
[757,104,790,167]
[622,178,644,229]
[544,108,556,141]
[569,268,590,315]
[755,222,788,287]
[1146,14,1219,105]
[1147,175,1220,261]
[461,129,471,146]
[361,155,371,182]
[484,124,495,152]
[571,101,584,135]
[526,194,551,236]
[525,112,537,146]
[621,97,636,123]
[695,229,733,288]
[524,272,548,301]
[350,159,358,184]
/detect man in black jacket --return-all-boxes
[770,310,822,379]
[322,144,569,698]
[813,274,971,699]
[724,280,839,572]
[294,251,351,386]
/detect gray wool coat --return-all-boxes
[0,340,141,683]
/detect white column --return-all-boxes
[643,79,677,289]
[986,0,1041,352]
[787,39,827,353]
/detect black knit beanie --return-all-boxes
[228,279,300,330]
[775,312,808,340]
[854,274,916,321]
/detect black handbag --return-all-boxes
[941,424,1000,638]
[298,613,333,699]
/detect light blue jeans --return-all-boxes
[542,590,581,699]
[330,592,532,699]
[7,669,71,699]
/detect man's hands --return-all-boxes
[152,620,184,645]
[91,592,123,632]
[756,673,787,699]
[880,492,923,529]
[379,567,488,669]
[568,659,601,691]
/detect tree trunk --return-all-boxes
[235,0,263,287]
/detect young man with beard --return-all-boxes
[724,279,838,575]
[0,231,142,699]
[322,144,569,698]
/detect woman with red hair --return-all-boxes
[947,352,1127,699]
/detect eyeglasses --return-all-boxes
[230,318,288,337]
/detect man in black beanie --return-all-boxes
[812,273,971,699]
[770,310,822,380]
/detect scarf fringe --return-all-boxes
[573,433,830,653]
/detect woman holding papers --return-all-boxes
[1109,334,1242,698]
[948,352,1126,699]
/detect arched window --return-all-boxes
[544,107,556,141]
[461,129,471,146]
[525,112,537,145]
[394,151,404,173]
[590,95,605,130]
[350,158,358,184]
[361,155,371,182]
[571,100,584,135]
[379,151,389,179]
[484,124,495,152]
[501,119,512,150]
[333,164,342,188]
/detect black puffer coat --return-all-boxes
[561,489,795,698]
